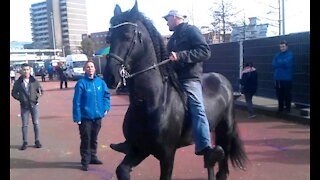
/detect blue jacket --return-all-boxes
[73,74,111,122]
[272,50,294,80]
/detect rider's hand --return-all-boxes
[169,52,178,61]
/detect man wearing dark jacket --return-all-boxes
[165,9,224,166]
[56,62,68,89]
[110,9,224,168]
[12,63,43,150]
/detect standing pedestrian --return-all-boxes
[73,60,111,171]
[56,62,68,89]
[10,66,16,85]
[272,40,294,113]
[47,64,53,80]
[40,66,46,82]
[240,62,258,118]
[11,63,43,150]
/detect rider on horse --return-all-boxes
[110,9,224,168]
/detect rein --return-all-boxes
[120,58,171,79]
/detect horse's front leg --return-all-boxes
[116,151,149,180]
[159,148,177,180]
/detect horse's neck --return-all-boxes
[128,63,165,108]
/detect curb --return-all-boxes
[234,101,310,125]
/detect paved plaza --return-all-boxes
[10,78,310,180]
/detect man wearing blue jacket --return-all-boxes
[73,60,111,171]
[272,40,294,113]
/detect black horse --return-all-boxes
[104,2,247,180]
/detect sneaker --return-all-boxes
[20,142,28,150]
[203,146,225,168]
[35,140,42,148]
[248,114,256,119]
[90,159,103,164]
[81,164,88,171]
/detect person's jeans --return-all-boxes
[180,80,211,153]
[244,92,255,115]
[79,119,102,165]
[20,104,40,143]
[60,80,68,89]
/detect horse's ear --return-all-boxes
[114,4,122,16]
[131,0,138,13]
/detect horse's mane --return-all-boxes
[111,9,186,106]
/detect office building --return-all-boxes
[30,0,88,55]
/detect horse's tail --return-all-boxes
[215,102,247,171]
[228,117,247,169]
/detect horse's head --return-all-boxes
[104,1,167,89]
[104,1,147,88]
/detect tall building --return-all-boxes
[30,2,50,49]
[30,0,88,55]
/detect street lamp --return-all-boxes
[50,12,56,58]
[281,0,285,35]
[62,45,65,57]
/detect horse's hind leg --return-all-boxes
[215,115,230,180]
[116,152,148,180]
[159,149,176,180]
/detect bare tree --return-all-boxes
[210,0,241,42]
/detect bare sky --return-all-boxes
[10,0,310,42]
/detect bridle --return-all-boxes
[108,21,170,85]
[108,22,138,68]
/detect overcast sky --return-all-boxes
[10,0,310,42]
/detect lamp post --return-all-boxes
[281,0,285,35]
[62,45,65,57]
[93,53,101,75]
[50,12,56,58]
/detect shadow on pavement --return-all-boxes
[267,124,309,129]
[173,179,206,180]
[44,88,74,92]
[244,138,309,165]
[10,158,80,169]
[10,145,21,150]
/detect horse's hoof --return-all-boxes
[216,172,227,180]
[204,146,225,168]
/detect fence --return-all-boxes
[203,31,310,105]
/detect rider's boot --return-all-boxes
[203,146,225,168]
[110,141,130,154]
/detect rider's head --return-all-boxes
[163,10,187,31]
